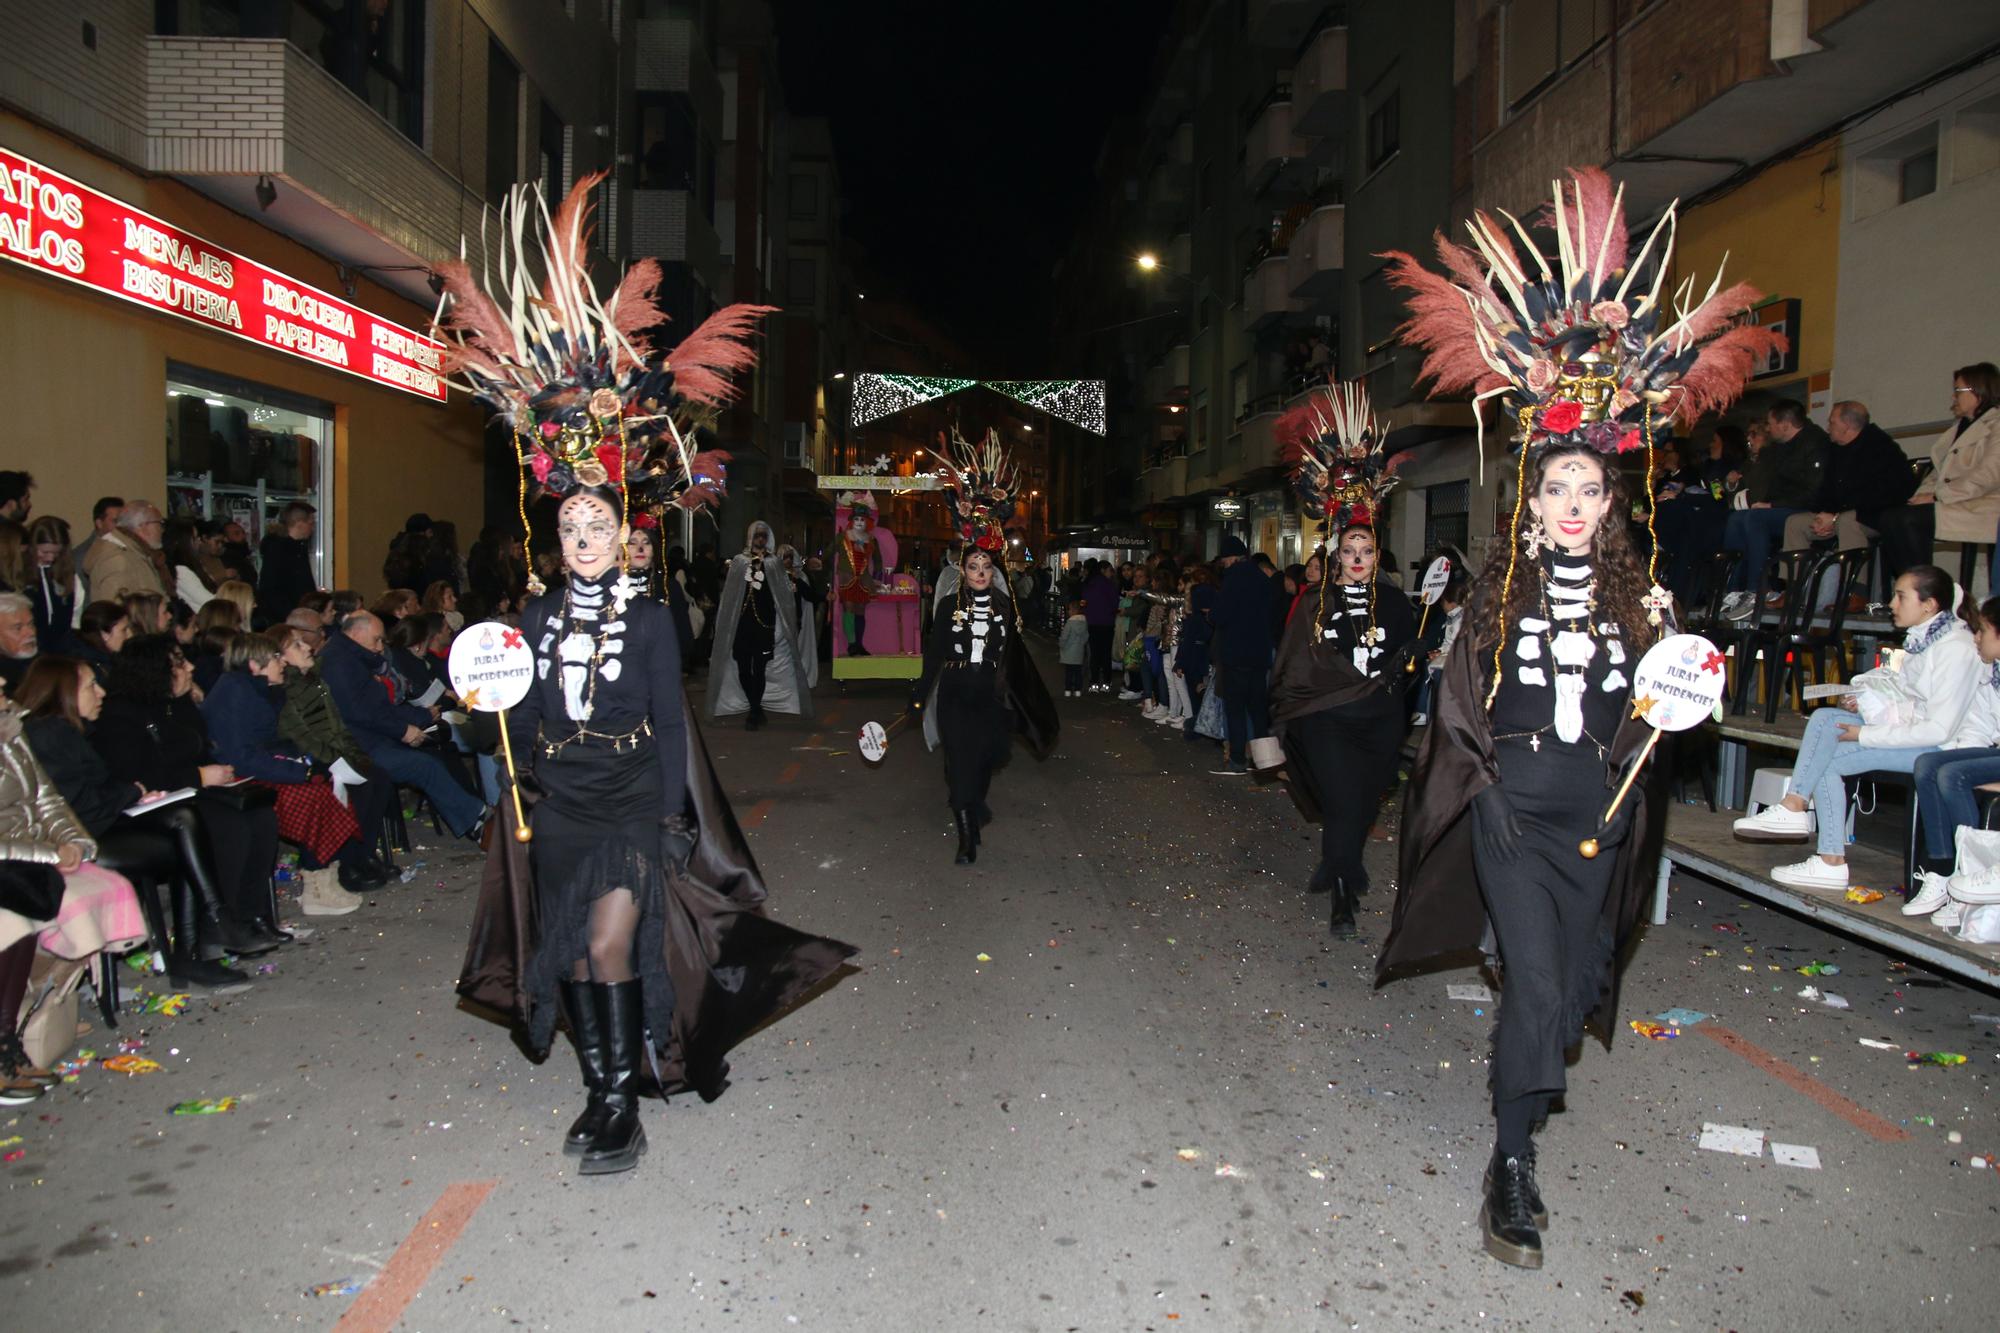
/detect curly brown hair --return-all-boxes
[1463,445,1658,697]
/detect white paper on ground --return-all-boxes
[1820,992,1850,1010]
[1771,1142,1822,1169]
[1698,1123,1766,1157]
[1857,1037,1897,1049]
[1447,983,1495,1002]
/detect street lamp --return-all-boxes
[1136,252,1160,271]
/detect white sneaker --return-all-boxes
[1156,711,1183,726]
[1721,591,1757,621]
[1117,689,1142,701]
[1931,899,1966,930]
[1771,856,1849,891]
[1733,804,1814,840]
[1902,869,1951,916]
[1410,712,1429,727]
[1948,863,2000,905]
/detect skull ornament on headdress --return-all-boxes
[936,429,1019,553]
[1277,379,1404,536]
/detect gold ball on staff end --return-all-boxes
[1578,838,1600,859]
[514,825,534,844]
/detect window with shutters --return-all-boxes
[1503,0,1611,111]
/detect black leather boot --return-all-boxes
[167,879,253,990]
[1480,1148,1544,1268]
[952,809,978,865]
[1329,878,1358,939]
[579,980,648,1175]
[155,810,275,959]
[560,980,610,1155]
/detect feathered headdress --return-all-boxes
[1277,379,1405,535]
[1382,167,1786,468]
[935,429,1018,552]
[431,170,775,534]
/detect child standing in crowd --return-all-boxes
[1059,599,1088,697]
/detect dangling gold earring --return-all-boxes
[1521,513,1555,554]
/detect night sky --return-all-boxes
[771,0,1161,374]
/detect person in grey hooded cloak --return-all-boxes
[706,520,814,729]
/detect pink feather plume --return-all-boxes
[666,304,781,408]
[1675,326,1789,422]
[609,258,666,366]
[1381,246,1508,396]
[541,170,608,311]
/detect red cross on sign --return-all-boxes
[1701,650,1726,675]
[502,628,525,650]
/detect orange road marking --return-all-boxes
[333,1179,496,1333]
[744,798,776,828]
[1696,1024,1910,1143]
[778,762,802,784]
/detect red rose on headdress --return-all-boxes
[529,451,554,484]
[539,420,561,439]
[975,533,1005,552]
[631,511,659,531]
[1616,428,1645,453]
[1540,401,1584,435]
[594,442,625,483]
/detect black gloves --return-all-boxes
[660,813,696,875]
[1471,784,1523,866]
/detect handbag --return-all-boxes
[0,859,65,920]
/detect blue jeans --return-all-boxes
[1724,506,1805,591]
[1790,708,1934,856]
[1219,664,1270,766]
[365,742,487,837]
[1911,747,2000,862]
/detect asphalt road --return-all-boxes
[5,645,1997,1330]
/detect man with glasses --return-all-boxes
[82,498,168,603]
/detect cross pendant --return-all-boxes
[1530,734,1541,752]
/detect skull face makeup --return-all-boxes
[558,492,625,581]
[1527,452,1609,556]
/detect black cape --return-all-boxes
[457,692,857,1099]
[1268,577,1417,822]
[1375,626,1668,1043]
[916,586,1060,760]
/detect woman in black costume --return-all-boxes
[1269,379,1417,938]
[1378,168,1786,1268]
[435,170,854,1177]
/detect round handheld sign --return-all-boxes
[1420,556,1453,606]
[859,721,889,765]
[447,620,535,713]
[1628,633,1728,732]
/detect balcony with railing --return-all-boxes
[1245,89,1315,198]
[1292,23,1349,139]
[1244,252,1304,329]
[1285,203,1345,303]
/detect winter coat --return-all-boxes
[1762,421,1830,510]
[1082,573,1119,626]
[0,704,94,863]
[81,531,164,604]
[1912,409,2000,545]
[92,694,212,792]
[1942,660,2000,751]
[27,563,81,650]
[256,532,316,626]
[202,671,314,784]
[276,664,373,770]
[1211,561,1278,669]
[1810,422,1918,525]
[1176,584,1217,683]
[320,630,429,751]
[1058,614,1089,665]
[23,714,141,839]
[1857,611,1980,750]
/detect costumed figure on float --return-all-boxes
[910,430,1057,864]
[833,492,887,656]
[1377,168,1785,1265]
[707,520,814,730]
[432,171,855,1177]
[1267,380,1418,939]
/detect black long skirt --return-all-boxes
[937,668,1011,810]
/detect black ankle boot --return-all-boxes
[1330,879,1358,939]
[204,908,278,959]
[580,980,648,1175]
[952,809,978,865]
[559,980,610,1155]
[1481,1148,1544,1268]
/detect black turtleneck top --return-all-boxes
[1489,552,1630,749]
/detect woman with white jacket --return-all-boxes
[1733,564,1980,890]
[1874,362,2000,580]
[1903,594,2000,922]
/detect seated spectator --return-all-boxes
[213,579,255,627]
[17,655,253,989]
[1876,362,2000,582]
[297,589,334,626]
[1732,565,1980,891]
[319,611,488,843]
[189,599,244,693]
[1905,593,2000,919]
[0,592,36,694]
[204,631,382,910]
[272,623,395,874]
[20,516,83,653]
[329,589,365,621]
[422,580,464,633]
[94,635,286,948]
[0,681,144,1101]
[1782,400,1919,565]
[256,502,317,628]
[122,590,172,638]
[83,499,167,603]
[1721,401,1828,618]
[372,588,420,627]
[1656,430,1739,604]
[164,518,221,612]
[71,600,129,684]
[388,611,453,706]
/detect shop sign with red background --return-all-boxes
[0,146,446,402]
